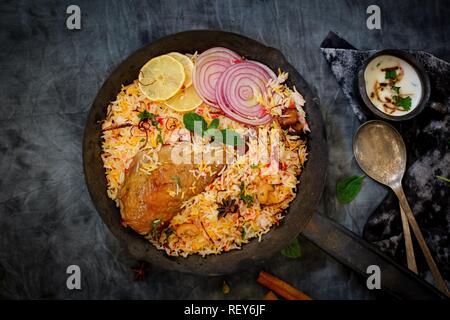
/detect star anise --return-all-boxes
[131,261,150,281]
[218,198,238,218]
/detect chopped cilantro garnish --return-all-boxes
[392,86,400,94]
[164,228,175,237]
[241,227,246,239]
[385,70,397,79]
[150,219,161,238]
[157,131,163,144]
[138,110,152,120]
[240,194,254,207]
[239,182,254,207]
[393,95,412,110]
[138,110,159,126]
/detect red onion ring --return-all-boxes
[249,60,278,80]
[193,47,241,106]
[216,61,276,125]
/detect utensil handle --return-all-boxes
[400,207,418,273]
[392,184,450,297]
[302,213,447,299]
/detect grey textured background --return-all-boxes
[1,0,449,299]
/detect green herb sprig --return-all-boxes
[239,181,254,207]
[183,112,244,147]
[150,219,161,239]
[138,110,159,126]
[241,227,246,239]
[281,238,302,259]
[336,175,365,204]
[183,112,208,134]
[391,86,400,94]
[163,227,175,237]
[138,110,164,145]
[392,95,412,110]
[385,70,397,79]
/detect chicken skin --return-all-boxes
[118,145,224,234]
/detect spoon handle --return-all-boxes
[392,184,450,297]
[400,206,418,274]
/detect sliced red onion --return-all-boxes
[216,61,276,126]
[197,47,242,62]
[193,47,241,106]
[249,60,278,80]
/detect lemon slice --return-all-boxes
[167,52,194,87]
[138,55,185,101]
[165,85,203,112]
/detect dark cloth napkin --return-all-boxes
[321,32,450,285]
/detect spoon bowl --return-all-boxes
[353,120,406,187]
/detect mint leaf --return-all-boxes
[183,113,244,148]
[208,118,220,130]
[183,112,207,135]
[221,129,244,147]
[281,238,302,259]
[336,175,365,204]
[385,70,397,79]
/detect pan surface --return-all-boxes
[83,30,328,275]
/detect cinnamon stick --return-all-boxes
[257,271,312,300]
[262,291,279,300]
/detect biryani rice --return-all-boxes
[101,68,308,257]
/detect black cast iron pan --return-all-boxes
[83,30,327,275]
[83,30,446,299]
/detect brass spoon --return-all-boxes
[353,120,449,296]
[400,206,418,274]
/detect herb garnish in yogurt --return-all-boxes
[364,55,422,116]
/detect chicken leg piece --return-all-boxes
[118,145,224,234]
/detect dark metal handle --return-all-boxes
[301,213,447,300]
